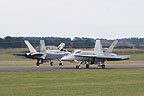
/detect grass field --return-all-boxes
[0,48,144,96]
[0,70,144,96]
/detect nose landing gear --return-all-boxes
[86,64,89,69]
[50,61,54,66]
[101,64,105,69]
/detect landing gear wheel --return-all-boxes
[101,65,105,69]
[50,62,54,66]
[59,62,63,66]
[86,64,89,69]
[76,65,80,69]
[36,62,40,66]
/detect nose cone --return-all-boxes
[61,54,75,61]
[61,56,69,61]
[123,55,131,60]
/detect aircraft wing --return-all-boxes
[13,53,45,59]
[96,55,130,61]
[75,54,130,61]
[30,53,44,56]
[13,53,44,56]
[13,53,28,59]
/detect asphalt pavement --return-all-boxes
[0,64,144,72]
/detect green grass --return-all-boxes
[0,48,31,61]
[112,49,144,61]
[0,54,32,61]
[0,62,34,66]
[0,48,28,54]
[0,48,144,96]
[0,70,144,96]
[129,53,144,61]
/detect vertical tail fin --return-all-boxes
[57,43,65,51]
[105,40,118,55]
[24,40,37,53]
[39,40,47,52]
[94,40,104,55]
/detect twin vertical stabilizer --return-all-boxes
[94,40,118,55]
[24,40,37,53]
[105,40,118,55]
[39,40,47,52]
[94,40,104,55]
[57,43,65,50]
[24,40,47,53]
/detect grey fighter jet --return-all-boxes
[14,40,70,66]
[61,40,130,69]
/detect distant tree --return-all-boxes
[0,36,144,49]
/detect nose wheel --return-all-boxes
[36,62,40,66]
[59,62,63,66]
[86,64,89,68]
[50,62,54,66]
[101,64,105,69]
[76,65,80,69]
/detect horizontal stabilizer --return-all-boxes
[16,55,28,59]
[13,53,25,56]
[13,53,27,59]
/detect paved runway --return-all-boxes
[1,64,144,72]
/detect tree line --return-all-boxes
[0,36,144,49]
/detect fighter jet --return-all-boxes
[13,40,70,66]
[61,40,130,69]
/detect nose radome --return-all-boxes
[61,56,68,61]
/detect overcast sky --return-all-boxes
[0,0,144,39]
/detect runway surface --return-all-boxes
[1,64,144,72]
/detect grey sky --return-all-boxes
[0,0,144,39]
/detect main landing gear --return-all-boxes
[36,59,43,66]
[57,59,63,66]
[36,60,63,66]
[50,61,54,66]
[36,59,54,66]
[101,61,105,69]
[50,61,63,66]
[75,62,90,69]
[36,62,40,66]
[101,64,105,69]
[75,61,106,69]
[76,61,81,69]
[98,61,105,69]
[76,65,80,69]
[59,62,63,66]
